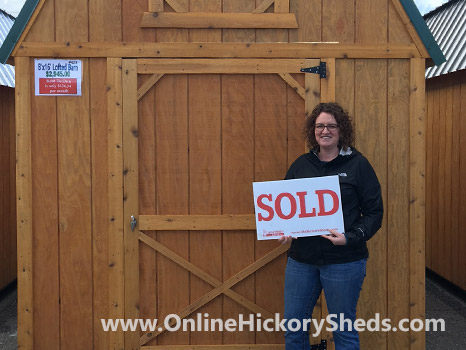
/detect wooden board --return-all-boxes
[450,75,461,286]
[55,1,92,348]
[322,0,354,43]
[409,58,426,350]
[289,0,321,42]
[15,42,421,59]
[89,0,121,41]
[222,0,255,43]
[460,72,466,290]
[107,58,125,349]
[253,37,287,346]
[140,12,298,28]
[142,344,285,349]
[430,80,440,273]
[137,59,307,74]
[30,73,60,350]
[0,87,16,290]
[122,59,140,349]
[387,58,410,350]
[153,44,190,348]
[221,73,256,345]
[90,58,111,350]
[443,77,453,282]
[122,2,157,346]
[7,87,17,288]
[221,4,255,343]
[56,58,93,350]
[437,78,446,279]
[22,1,59,348]
[188,2,222,343]
[356,0,387,44]
[425,84,433,270]
[0,88,6,289]
[388,0,412,44]
[15,56,33,350]
[354,58,387,350]
[89,1,122,349]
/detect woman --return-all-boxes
[279,102,383,350]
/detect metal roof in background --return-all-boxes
[0,9,15,87]
[425,0,466,79]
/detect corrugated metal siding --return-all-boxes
[0,9,15,87]
[425,0,466,78]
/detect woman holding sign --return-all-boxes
[279,102,383,350]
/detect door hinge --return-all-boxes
[300,61,326,78]
[310,339,327,350]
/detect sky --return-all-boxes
[413,0,451,14]
[0,0,453,18]
[1,0,26,17]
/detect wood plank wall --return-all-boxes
[19,0,424,349]
[0,86,15,291]
[426,69,466,291]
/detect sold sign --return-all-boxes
[253,176,344,240]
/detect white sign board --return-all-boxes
[35,59,82,96]
[253,176,344,240]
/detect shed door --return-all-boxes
[120,58,335,349]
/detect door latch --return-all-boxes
[130,215,137,232]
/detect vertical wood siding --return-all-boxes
[27,2,60,348]
[0,86,15,291]
[426,70,466,291]
[18,0,426,349]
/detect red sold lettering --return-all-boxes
[257,194,274,221]
[315,189,339,216]
[257,189,339,221]
[275,193,297,220]
[296,191,317,218]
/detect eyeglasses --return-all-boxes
[315,123,339,132]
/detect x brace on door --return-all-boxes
[139,214,288,345]
[137,214,289,345]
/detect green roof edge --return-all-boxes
[400,0,446,66]
[0,0,39,64]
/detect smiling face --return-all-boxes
[314,112,340,151]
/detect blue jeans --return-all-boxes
[284,257,367,350]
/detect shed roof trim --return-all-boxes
[0,0,39,64]
[400,0,446,66]
[0,0,446,66]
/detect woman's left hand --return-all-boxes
[321,229,346,246]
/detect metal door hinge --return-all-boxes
[310,339,327,350]
[300,62,326,78]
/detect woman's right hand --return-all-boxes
[278,236,296,245]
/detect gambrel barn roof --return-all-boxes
[425,0,466,78]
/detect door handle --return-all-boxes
[130,215,137,232]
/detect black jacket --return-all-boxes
[285,148,383,265]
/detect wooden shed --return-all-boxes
[0,0,444,349]
[0,9,16,292]
[424,0,466,291]
[0,82,15,292]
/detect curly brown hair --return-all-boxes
[304,102,354,151]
